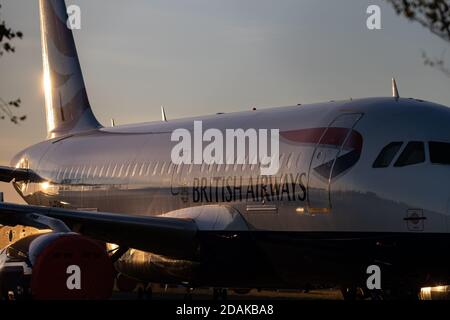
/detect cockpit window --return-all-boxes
[394,141,425,167]
[373,142,403,168]
[429,141,450,164]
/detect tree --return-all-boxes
[387,0,450,77]
[0,3,26,124]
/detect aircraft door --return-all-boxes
[171,163,190,207]
[307,113,363,212]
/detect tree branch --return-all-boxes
[386,0,450,43]
[0,3,25,124]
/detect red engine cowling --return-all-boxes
[0,232,115,300]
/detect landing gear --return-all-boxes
[340,286,366,300]
[145,284,153,300]
[341,285,421,300]
[136,283,153,300]
[184,287,194,300]
[382,287,420,300]
[137,286,144,300]
[213,288,228,300]
[365,289,384,300]
[233,288,251,295]
[340,286,357,300]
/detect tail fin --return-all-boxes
[39,0,101,138]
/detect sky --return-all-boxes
[1,0,450,204]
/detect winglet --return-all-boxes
[111,118,116,127]
[161,106,167,122]
[392,78,400,100]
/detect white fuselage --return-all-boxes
[11,97,450,234]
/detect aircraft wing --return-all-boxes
[0,202,198,260]
[0,166,42,183]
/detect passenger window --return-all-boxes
[118,164,124,177]
[68,167,74,179]
[296,153,302,168]
[373,142,403,168]
[394,142,425,167]
[62,168,68,180]
[279,153,285,168]
[74,167,80,179]
[145,162,152,175]
[160,162,166,175]
[56,168,62,181]
[250,155,257,171]
[124,164,131,177]
[242,156,248,171]
[111,164,117,177]
[152,162,159,176]
[105,164,111,177]
[286,153,293,169]
[429,141,450,164]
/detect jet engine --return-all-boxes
[0,232,114,300]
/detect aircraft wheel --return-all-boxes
[221,288,228,300]
[213,288,227,300]
[341,286,357,300]
[382,287,420,300]
[184,287,193,300]
[137,286,144,300]
[144,284,153,300]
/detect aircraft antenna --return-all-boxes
[392,78,400,100]
[161,106,168,122]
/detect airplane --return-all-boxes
[1,0,450,300]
